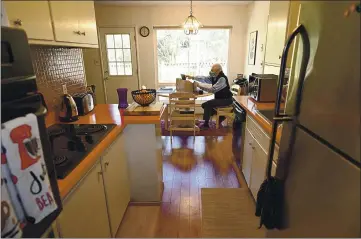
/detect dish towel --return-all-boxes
[1,113,58,231]
[1,147,25,238]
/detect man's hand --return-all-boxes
[185,75,194,80]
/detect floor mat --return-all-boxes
[201,188,265,238]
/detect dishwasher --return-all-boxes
[232,99,247,167]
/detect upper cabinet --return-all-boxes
[50,1,98,45]
[264,1,290,66]
[4,1,54,40]
[3,0,98,47]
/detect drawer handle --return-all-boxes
[81,32,86,36]
[104,162,109,171]
[252,146,255,150]
[73,31,81,35]
[14,19,22,26]
[97,171,103,182]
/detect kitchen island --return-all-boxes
[46,103,166,237]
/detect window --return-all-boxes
[105,34,133,76]
[156,28,230,84]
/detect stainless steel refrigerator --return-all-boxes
[266,1,360,237]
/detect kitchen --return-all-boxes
[1,1,360,238]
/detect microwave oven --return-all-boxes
[248,74,278,102]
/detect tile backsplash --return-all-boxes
[31,46,87,111]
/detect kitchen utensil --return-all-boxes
[72,93,94,116]
[59,94,78,122]
[131,89,156,106]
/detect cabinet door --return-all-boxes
[77,1,98,45]
[264,1,290,65]
[249,140,268,199]
[4,1,54,40]
[242,128,254,187]
[57,161,111,238]
[49,1,82,43]
[102,134,130,236]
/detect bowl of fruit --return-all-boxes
[131,88,156,106]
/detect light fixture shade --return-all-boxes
[183,15,203,35]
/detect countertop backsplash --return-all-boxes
[30,46,87,111]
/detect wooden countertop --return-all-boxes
[46,104,166,200]
[232,96,283,144]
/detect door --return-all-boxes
[99,27,139,103]
[267,127,360,237]
[76,1,98,45]
[57,161,111,238]
[249,138,268,199]
[286,2,360,162]
[242,128,254,187]
[4,1,54,40]
[264,1,290,65]
[49,1,83,43]
[102,134,130,236]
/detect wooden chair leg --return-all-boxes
[216,114,220,129]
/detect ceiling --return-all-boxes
[96,0,252,6]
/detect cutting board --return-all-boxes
[123,102,164,116]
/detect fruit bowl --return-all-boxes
[131,89,156,106]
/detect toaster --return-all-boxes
[72,93,94,115]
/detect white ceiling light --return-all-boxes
[182,0,203,35]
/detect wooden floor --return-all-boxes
[116,133,247,238]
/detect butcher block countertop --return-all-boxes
[233,96,283,144]
[45,103,166,199]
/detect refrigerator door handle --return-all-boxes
[266,24,311,180]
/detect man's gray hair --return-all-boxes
[213,63,222,72]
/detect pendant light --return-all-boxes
[182,0,203,35]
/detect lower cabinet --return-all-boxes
[242,128,254,187]
[57,161,111,238]
[101,134,130,237]
[57,133,130,237]
[249,139,268,199]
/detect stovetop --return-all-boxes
[47,124,116,179]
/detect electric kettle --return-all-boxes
[59,94,78,122]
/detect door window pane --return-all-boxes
[109,62,117,75]
[107,49,116,61]
[123,49,131,61]
[115,49,123,61]
[122,34,130,48]
[125,63,132,75]
[106,35,114,48]
[114,35,123,48]
[117,62,125,75]
[156,29,230,84]
[104,33,133,76]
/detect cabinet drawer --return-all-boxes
[246,115,280,164]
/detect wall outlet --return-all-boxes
[62,84,68,94]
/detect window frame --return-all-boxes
[154,26,232,88]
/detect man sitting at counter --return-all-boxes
[185,63,233,130]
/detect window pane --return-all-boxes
[106,35,114,48]
[122,34,130,48]
[107,49,116,61]
[123,49,131,61]
[125,63,132,75]
[117,62,125,75]
[109,62,117,75]
[115,49,123,61]
[114,35,123,48]
[156,29,230,84]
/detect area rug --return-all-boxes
[161,120,231,136]
[201,188,265,238]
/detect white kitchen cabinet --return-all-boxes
[249,139,268,199]
[242,128,254,187]
[4,1,54,40]
[264,1,290,66]
[57,161,111,238]
[50,1,97,45]
[101,134,130,237]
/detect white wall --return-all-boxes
[243,1,270,77]
[94,3,249,90]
